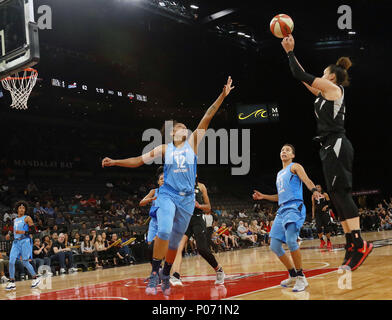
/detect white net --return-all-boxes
[1,68,38,110]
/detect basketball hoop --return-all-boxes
[1,68,38,110]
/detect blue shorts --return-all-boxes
[154,185,195,247]
[9,237,33,262]
[147,216,158,243]
[269,200,306,243]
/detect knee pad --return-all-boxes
[157,232,171,241]
[269,238,285,257]
[285,223,299,252]
[168,230,183,251]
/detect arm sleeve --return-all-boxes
[287,51,316,86]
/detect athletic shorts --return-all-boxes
[185,214,206,239]
[269,200,306,243]
[9,237,33,262]
[319,134,354,192]
[147,216,158,243]
[154,185,195,243]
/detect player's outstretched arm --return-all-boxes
[139,189,157,207]
[102,144,166,168]
[291,163,321,200]
[189,76,234,154]
[252,190,279,202]
[281,34,340,98]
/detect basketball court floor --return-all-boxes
[1,230,391,300]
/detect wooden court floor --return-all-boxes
[1,230,391,300]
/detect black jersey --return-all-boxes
[194,183,204,216]
[315,194,329,214]
[314,86,346,137]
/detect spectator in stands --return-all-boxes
[3,212,13,223]
[106,233,123,266]
[237,221,257,245]
[0,251,9,283]
[89,230,97,244]
[44,202,55,217]
[81,235,100,268]
[50,233,78,274]
[250,220,267,245]
[217,223,238,249]
[51,232,59,243]
[238,209,247,218]
[221,206,228,217]
[87,194,97,208]
[95,234,108,266]
[43,235,53,255]
[215,207,222,216]
[26,181,39,199]
[2,220,13,236]
[71,232,81,246]
[80,223,89,237]
[101,232,109,247]
[32,238,51,273]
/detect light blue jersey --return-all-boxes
[270,162,306,244]
[13,215,29,240]
[163,141,197,194]
[153,140,197,250]
[276,162,303,206]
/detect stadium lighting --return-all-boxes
[237,32,245,36]
[244,34,251,38]
[190,5,199,9]
[159,1,166,6]
[348,31,356,35]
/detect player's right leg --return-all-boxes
[6,242,19,290]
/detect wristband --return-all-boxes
[311,188,318,194]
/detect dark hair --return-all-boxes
[160,119,178,143]
[15,200,29,213]
[282,143,295,155]
[328,57,352,87]
[156,166,164,179]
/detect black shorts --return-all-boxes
[319,134,354,192]
[185,214,207,239]
[315,211,331,232]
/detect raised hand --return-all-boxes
[281,33,295,53]
[252,190,265,201]
[222,76,235,97]
[102,157,116,168]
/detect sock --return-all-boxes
[351,230,364,249]
[162,261,172,277]
[288,268,297,278]
[345,233,353,247]
[172,272,180,280]
[296,269,304,277]
[151,258,162,274]
[215,266,223,273]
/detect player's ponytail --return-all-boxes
[328,57,352,87]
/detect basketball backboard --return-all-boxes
[0,0,40,79]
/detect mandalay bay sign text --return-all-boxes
[237,104,279,124]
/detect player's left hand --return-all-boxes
[281,34,295,53]
[102,157,116,168]
[313,191,322,201]
[222,76,235,97]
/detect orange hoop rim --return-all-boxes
[2,68,38,81]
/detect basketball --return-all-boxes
[270,14,294,38]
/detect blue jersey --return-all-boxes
[164,141,197,194]
[276,162,303,206]
[13,215,29,240]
